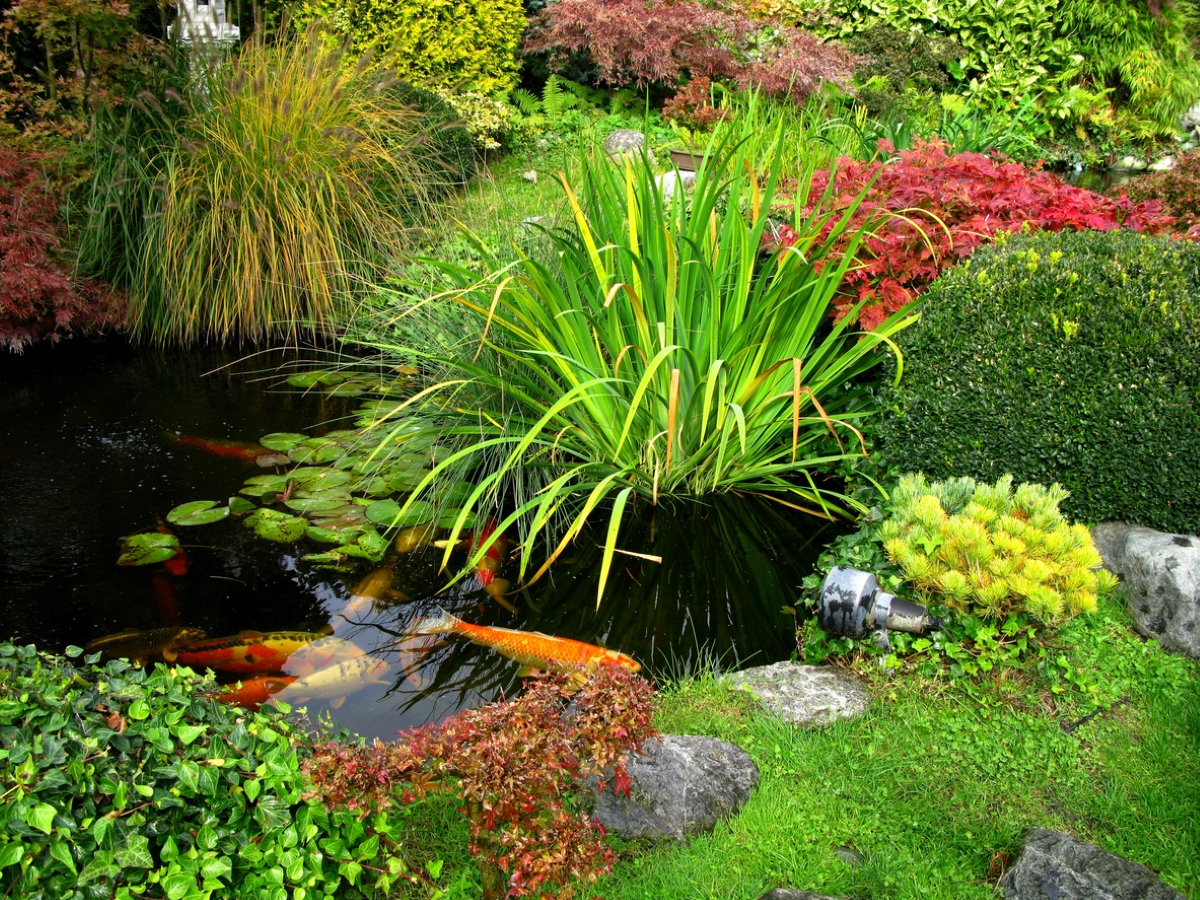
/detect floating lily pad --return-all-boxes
[302,549,353,570]
[244,508,308,543]
[117,532,180,566]
[288,443,344,464]
[349,476,391,498]
[357,525,389,557]
[166,500,230,526]
[331,454,364,471]
[305,525,362,545]
[284,491,352,513]
[228,497,256,515]
[325,382,364,397]
[442,481,477,505]
[288,468,351,490]
[259,432,309,452]
[365,499,434,528]
[255,453,292,468]
[240,474,290,498]
[286,372,326,388]
[437,508,478,529]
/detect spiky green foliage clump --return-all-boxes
[353,125,916,602]
[880,474,1117,623]
[79,30,439,343]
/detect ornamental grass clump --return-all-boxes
[81,28,439,344]
[880,474,1118,623]
[353,121,916,602]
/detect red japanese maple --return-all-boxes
[768,140,1174,330]
[0,146,123,350]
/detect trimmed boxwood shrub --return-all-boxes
[878,230,1200,535]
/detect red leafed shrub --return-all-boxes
[662,76,728,129]
[0,146,122,351]
[1118,149,1200,238]
[303,666,657,900]
[524,0,852,104]
[766,140,1175,330]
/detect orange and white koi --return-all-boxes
[274,655,391,709]
[168,433,269,463]
[340,566,408,622]
[213,675,297,710]
[408,608,640,674]
[175,630,330,674]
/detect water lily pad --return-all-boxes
[348,476,391,497]
[259,432,308,452]
[357,525,389,557]
[306,469,352,491]
[302,549,353,570]
[288,443,344,464]
[255,453,292,468]
[284,497,348,514]
[331,455,364,471]
[325,382,365,397]
[228,497,256,515]
[117,532,180,566]
[244,509,308,543]
[305,525,362,545]
[442,481,477,505]
[240,474,290,498]
[437,508,478,529]
[285,372,326,388]
[166,500,230,526]
[366,499,434,528]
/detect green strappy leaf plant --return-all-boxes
[353,122,917,604]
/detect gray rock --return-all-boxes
[1002,828,1183,900]
[724,661,869,726]
[756,890,842,900]
[1090,522,1200,658]
[591,734,758,842]
[602,128,652,162]
[1149,155,1175,171]
[1181,100,1200,131]
[656,169,696,203]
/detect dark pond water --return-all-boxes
[0,337,841,740]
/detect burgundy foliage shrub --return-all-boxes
[766,140,1175,330]
[1118,148,1200,238]
[524,0,852,104]
[0,146,122,350]
[662,76,728,129]
[303,666,657,900]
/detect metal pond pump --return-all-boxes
[817,567,941,651]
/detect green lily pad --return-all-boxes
[244,509,308,543]
[259,432,308,452]
[302,549,352,569]
[228,497,256,515]
[305,525,362,545]
[442,481,477,505]
[365,499,434,528]
[349,476,391,498]
[323,429,361,441]
[332,454,364,471]
[240,474,290,498]
[286,372,326,388]
[288,443,344,464]
[284,491,352,513]
[166,500,230,526]
[357,525,389,556]
[288,468,351,490]
[117,532,180,566]
[437,508,478,529]
[325,382,365,397]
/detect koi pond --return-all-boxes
[0,337,842,740]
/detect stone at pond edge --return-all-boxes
[1090,522,1200,658]
[602,128,654,162]
[724,661,869,726]
[590,734,758,843]
[756,890,842,900]
[1002,828,1183,900]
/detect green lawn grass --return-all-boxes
[392,597,1198,899]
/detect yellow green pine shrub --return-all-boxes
[292,0,525,95]
[879,474,1118,623]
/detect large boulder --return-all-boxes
[591,734,758,843]
[724,662,870,726]
[1090,523,1200,658]
[1002,828,1183,900]
[602,128,652,162]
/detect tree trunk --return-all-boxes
[466,799,507,900]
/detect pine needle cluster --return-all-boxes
[880,474,1118,623]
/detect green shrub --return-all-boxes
[878,230,1200,535]
[0,642,405,898]
[388,81,479,182]
[880,474,1116,622]
[292,0,525,95]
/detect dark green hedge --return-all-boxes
[878,229,1200,535]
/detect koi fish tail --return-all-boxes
[407,607,461,636]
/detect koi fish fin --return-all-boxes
[328,696,346,710]
[162,649,179,662]
[238,630,265,637]
[407,607,460,636]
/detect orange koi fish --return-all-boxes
[213,675,297,710]
[167,434,285,466]
[436,520,516,611]
[175,630,330,674]
[409,608,640,674]
[157,522,188,577]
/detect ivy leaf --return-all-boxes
[26,803,56,834]
[49,840,76,875]
[0,842,24,869]
[115,833,153,868]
